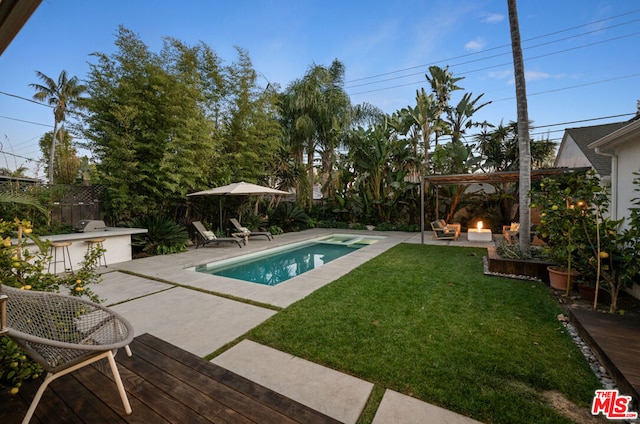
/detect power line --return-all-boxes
[491,73,640,102]
[348,30,640,96]
[0,150,41,163]
[345,8,640,84]
[533,113,636,129]
[0,90,53,108]
[414,111,635,146]
[346,17,640,89]
[0,114,51,127]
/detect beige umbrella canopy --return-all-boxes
[188,182,290,231]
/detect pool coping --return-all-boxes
[109,229,413,308]
[186,233,388,288]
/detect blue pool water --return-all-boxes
[193,235,382,286]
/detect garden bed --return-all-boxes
[486,246,556,284]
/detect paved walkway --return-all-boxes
[93,229,488,424]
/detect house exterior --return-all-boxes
[589,118,640,222]
[554,121,628,184]
[589,117,640,299]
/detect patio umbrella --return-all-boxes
[187,181,290,231]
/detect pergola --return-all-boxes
[419,167,591,243]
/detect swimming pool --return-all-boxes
[191,234,384,286]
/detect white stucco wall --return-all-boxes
[615,139,640,222]
[554,136,591,168]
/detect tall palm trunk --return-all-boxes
[507,0,531,254]
[49,120,59,184]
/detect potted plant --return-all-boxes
[530,170,598,295]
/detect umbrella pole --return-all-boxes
[219,198,223,234]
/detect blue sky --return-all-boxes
[1,0,639,177]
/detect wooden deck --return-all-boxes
[570,308,640,401]
[0,333,342,424]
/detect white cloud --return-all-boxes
[482,13,505,24]
[465,38,485,52]
[525,71,551,82]
[488,70,513,80]
[487,69,564,85]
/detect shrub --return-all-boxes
[123,215,188,255]
[268,225,284,236]
[317,220,348,229]
[0,218,104,394]
[270,203,310,232]
[373,222,395,231]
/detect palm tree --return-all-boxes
[280,60,352,210]
[0,192,47,215]
[30,70,85,185]
[507,0,532,254]
[0,166,28,177]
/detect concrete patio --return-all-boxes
[90,229,486,424]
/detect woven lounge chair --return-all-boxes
[230,218,273,241]
[0,285,134,424]
[430,219,461,240]
[192,221,244,248]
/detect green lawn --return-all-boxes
[246,244,601,424]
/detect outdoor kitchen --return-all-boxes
[43,220,147,271]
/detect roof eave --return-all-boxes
[0,0,42,56]
[589,119,640,149]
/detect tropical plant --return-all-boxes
[0,166,29,177]
[270,203,310,232]
[0,192,47,215]
[267,225,284,236]
[123,215,188,255]
[30,69,85,184]
[279,60,352,210]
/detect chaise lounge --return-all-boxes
[430,219,461,241]
[230,218,273,241]
[192,221,244,248]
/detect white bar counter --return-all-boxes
[42,227,147,271]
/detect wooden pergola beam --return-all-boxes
[423,167,591,186]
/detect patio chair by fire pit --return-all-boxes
[0,285,134,424]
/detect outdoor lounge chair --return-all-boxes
[230,218,273,241]
[503,223,520,244]
[430,219,461,241]
[0,285,134,424]
[192,221,244,248]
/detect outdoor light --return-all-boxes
[477,221,483,230]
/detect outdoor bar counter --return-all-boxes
[43,227,147,271]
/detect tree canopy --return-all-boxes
[36,25,556,230]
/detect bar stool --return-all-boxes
[48,242,73,274]
[85,238,107,268]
